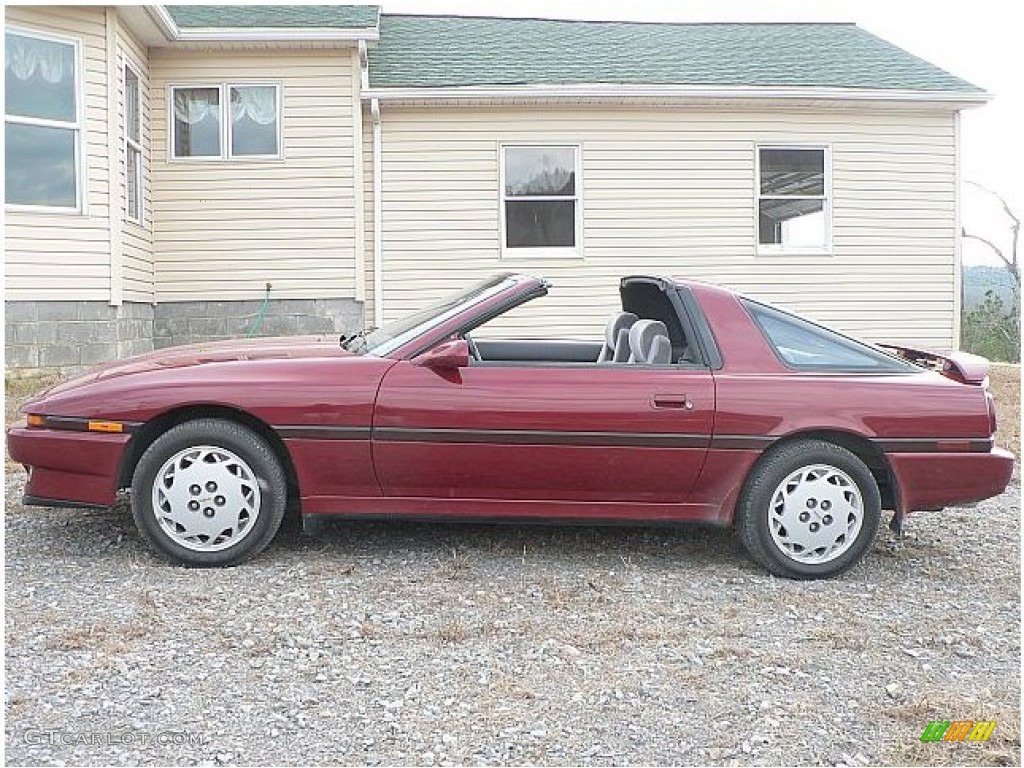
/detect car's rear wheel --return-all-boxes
[736,439,881,579]
[131,418,286,566]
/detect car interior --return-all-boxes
[469,280,699,367]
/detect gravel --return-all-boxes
[4,469,1020,766]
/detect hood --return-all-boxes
[44,335,354,396]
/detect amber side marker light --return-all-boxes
[26,414,45,427]
[88,420,124,433]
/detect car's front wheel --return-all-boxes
[131,418,287,566]
[736,439,881,579]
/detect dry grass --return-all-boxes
[989,364,1021,454]
[886,690,1021,766]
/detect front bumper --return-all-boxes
[890,447,1015,513]
[6,422,130,508]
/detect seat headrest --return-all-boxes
[605,312,639,347]
[629,319,670,364]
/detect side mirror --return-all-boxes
[413,338,470,370]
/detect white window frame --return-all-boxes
[4,26,86,214]
[499,143,583,259]
[123,57,143,225]
[168,82,283,162]
[755,144,832,255]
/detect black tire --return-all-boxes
[736,439,881,580]
[131,418,287,567]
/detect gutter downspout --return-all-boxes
[351,41,367,304]
[371,97,383,328]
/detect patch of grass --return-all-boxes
[435,548,472,581]
[989,364,1020,454]
[436,619,470,644]
[885,690,1020,766]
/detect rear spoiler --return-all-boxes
[878,344,990,386]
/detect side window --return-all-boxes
[757,146,829,252]
[501,144,580,256]
[4,29,82,210]
[743,299,915,372]
[124,62,142,223]
[171,83,281,160]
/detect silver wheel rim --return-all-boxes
[768,463,864,564]
[151,445,261,552]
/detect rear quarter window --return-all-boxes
[742,299,917,372]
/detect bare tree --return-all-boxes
[961,180,1020,287]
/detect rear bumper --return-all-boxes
[6,423,129,508]
[890,447,1015,513]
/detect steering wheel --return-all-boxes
[464,333,482,362]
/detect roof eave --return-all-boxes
[361,83,991,108]
[148,6,380,44]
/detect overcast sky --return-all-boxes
[379,0,1022,268]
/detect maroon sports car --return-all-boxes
[7,273,1014,578]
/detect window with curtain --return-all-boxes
[230,85,278,156]
[172,86,221,158]
[124,63,142,223]
[757,147,830,251]
[501,145,580,254]
[4,29,81,209]
[172,83,280,160]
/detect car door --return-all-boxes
[372,360,714,504]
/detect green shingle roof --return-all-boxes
[369,15,981,92]
[165,5,380,30]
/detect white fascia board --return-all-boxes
[175,27,379,42]
[360,83,991,107]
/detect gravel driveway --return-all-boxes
[4,468,1020,767]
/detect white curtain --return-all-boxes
[231,87,277,125]
[5,34,71,84]
[173,89,219,124]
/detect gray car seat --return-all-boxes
[597,311,639,363]
[628,319,673,364]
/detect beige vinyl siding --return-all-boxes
[375,105,958,349]
[362,102,376,322]
[4,5,111,302]
[117,20,153,302]
[150,48,358,302]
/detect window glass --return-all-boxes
[5,32,76,122]
[173,87,220,157]
[759,148,824,196]
[126,145,140,221]
[504,147,576,196]
[757,147,827,249]
[230,85,278,156]
[503,146,578,251]
[5,122,76,207]
[758,199,825,248]
[125,66,140,143]
[505,200,576,248]
[743,299,915,371]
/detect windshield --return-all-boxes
[347,274,522,356]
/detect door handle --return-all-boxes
[653,394,694,410]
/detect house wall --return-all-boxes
[117,19,154,302]
[145,47,364,347]
[373,104,958,349]
[4,6,155,374]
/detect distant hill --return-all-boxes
[963,264,1019,310]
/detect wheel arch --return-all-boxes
[765,429,899,512]
[118,404,300,509]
